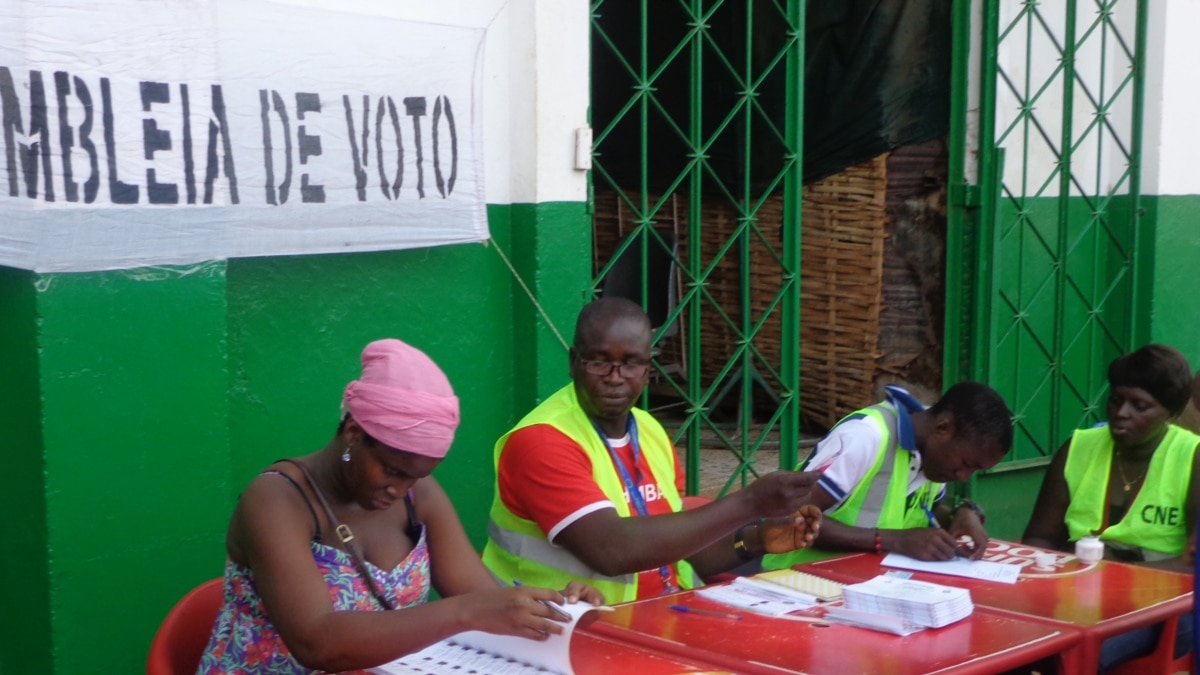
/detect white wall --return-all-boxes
[281,0,590,205]
[1143,0,1200,196]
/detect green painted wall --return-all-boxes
[508,202,596,407]
[39,264,231,675]
[1146,194,1200,365]
[973,466,1045,541]
[0,201,590,674]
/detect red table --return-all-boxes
[583,587,1084,674]
[570,629,726,674]
[798,539,1194,672]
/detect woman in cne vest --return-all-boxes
[1022,344,1200,672]
[1023,343,1200,566]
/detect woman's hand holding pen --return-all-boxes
[477,580,601,641]
[462,586,577,640]
[560,580,605,606]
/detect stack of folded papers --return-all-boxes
[841,574,973,628]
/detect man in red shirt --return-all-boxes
[482,297,821,603]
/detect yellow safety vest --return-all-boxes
[763,403,940,569]
[482,384,698,603]
[1063,424,1199,557]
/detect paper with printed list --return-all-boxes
[368,601,611,675]
[694,576,822,616]
[882,552,1021,584]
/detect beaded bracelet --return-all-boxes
[874,528,884,555]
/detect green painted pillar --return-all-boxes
[506,202,593,412]
[0,264,231,674]
[0,265,53,674]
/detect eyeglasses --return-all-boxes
[576,358,651,379]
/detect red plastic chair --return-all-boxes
[146,578,223,675]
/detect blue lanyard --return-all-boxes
[591,416,678,594]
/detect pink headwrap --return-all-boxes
[342,338,460,458]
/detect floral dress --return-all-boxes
[196,523,431,675]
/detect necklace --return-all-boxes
[1115,458,1148,493]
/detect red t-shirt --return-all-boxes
[497,422,686,598]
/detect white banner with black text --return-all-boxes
[0,0,487,272]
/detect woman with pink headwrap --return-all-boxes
[197,339,603,675]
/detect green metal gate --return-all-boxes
[589,1,805,496]
[948,0,1150,467]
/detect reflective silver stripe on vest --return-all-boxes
[487,520,638,585]
[853,404,900,527]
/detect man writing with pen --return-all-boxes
[762,382,1014,569]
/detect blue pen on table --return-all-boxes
[668,604,742,620]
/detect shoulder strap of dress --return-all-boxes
[262,464,322,542]
[285,459,397,611]
[403,491,420,543]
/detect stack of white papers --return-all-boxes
[841,574,973,628]
[821,606,925,636]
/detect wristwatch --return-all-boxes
[954,499,987,525]
[733,523,757,561]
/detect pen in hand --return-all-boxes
[922,504,967,558]
[668,604,743,620]
[513,579,571,620]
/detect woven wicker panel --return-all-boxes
[799,155,888,428]
[873,140,947,404]
[593,154,888,430]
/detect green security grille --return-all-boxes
[948,0,1149,467]
[589,1,804,496]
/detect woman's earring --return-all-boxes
[342,446,352,463]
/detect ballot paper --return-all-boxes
[694,576,821,616]
[752,569,846,601]
[369,601,609,675]
[881,552,1021,584]
[841,574,973,628]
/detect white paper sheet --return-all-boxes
[881,552,1021,584]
